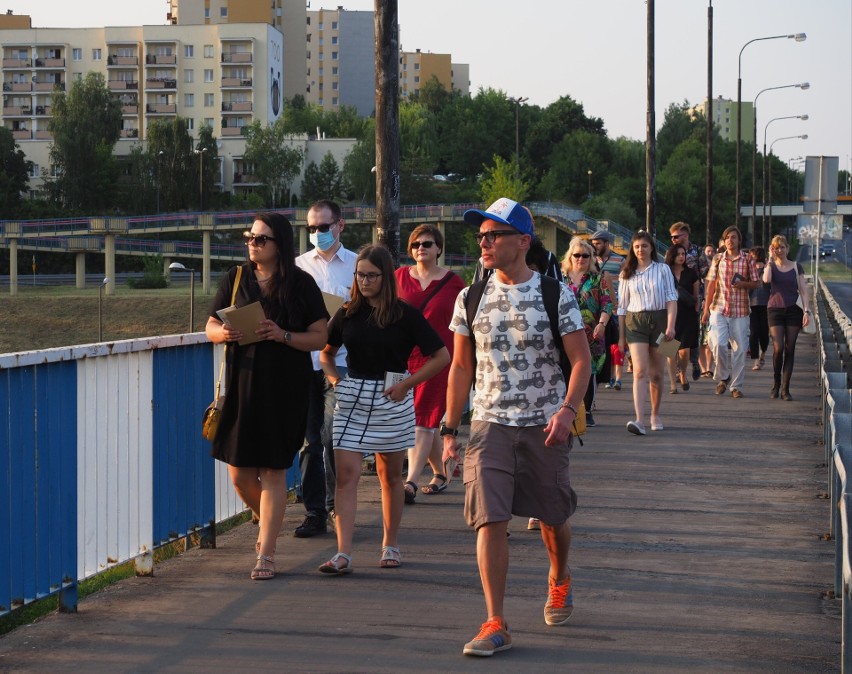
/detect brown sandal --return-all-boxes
[251,554,275,580]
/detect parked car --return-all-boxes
[819,244,835,258]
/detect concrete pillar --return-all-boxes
[536,219,558,258]
[298,224,307,257]
[9,238,18,296]
[104,233,116,296]
[163,257,172,279]
[202,231,211,294]
[76,253,86,288]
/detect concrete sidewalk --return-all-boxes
[0,332,839,673]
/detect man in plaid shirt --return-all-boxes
[701,226,759,398]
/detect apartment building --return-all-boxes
[692,96,754,144]
[0,14,356,200]
[399,50,470,99]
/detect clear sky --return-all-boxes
[10,0,852,173]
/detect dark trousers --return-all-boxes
[298,368,342,516]
[749,305,769,357]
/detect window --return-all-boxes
[204,8,210,18]
[332,36,338,45]
[185,93,194,107]
[186,118,194,130]
[92,48,102,61]
[29,164,39,178]
[414,63,420,70]
[331,51,338,61]
[414,76,420,84]
[204,117,214,128]
[332,97,338,105]
[72,48,82,61]
[184,45,194,58]
[184,69,194,83]
[332,67,338,75]
[204,69,214,83]
[204,93,214,107]
[204,45,214,58]
[318,37,324,46]
[73,72,83,81]
[318,22,323,30]
[306,51,311,60]
[318,83,324,91]
[220,7,228,17]
[332,21,338,29]
[116,47,133,58]
[318,67,324,76]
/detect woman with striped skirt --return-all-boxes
[318,245,449,574]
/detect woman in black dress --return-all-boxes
[206,213,329,580]
[664,244,699,393]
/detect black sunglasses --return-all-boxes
[572,253,591,259]
[243,232,276,247]
[410,241,435,250]
[475,230,520,244]
[307,223,336,234]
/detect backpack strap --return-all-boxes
[464,278,488,353]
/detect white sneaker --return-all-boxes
[626,420,646,436]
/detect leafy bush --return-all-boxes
[127,254,167,289]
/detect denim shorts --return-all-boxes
[463,420,577,530]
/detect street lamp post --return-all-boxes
[98,277,109,342]
[195,147,207,211]
[587,169,593,200]
[767,134,808,234]
[507,96,528,175]
[761,114,808,246]
[750,83,809,245]
[169,262,196,332]
[156,150,164,214]
[735,32,806,228]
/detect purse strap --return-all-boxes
[418,272,455,312]
[214,265,244,397]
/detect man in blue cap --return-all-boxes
[442,198,591,657]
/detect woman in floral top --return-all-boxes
[561,238,614,428]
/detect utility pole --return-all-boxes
[645,0,656,240]
[374,0,401,265]
[705,0,713,246]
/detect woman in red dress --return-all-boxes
[395,225,466,503]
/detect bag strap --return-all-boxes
[419,272,455,313]
[215,265,244,396]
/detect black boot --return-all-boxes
[770,375,781,399]
[780,373,792,401]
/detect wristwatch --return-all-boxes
[284,331,292,343]
[439,422,459,437]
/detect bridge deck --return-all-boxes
[0,331,838,671]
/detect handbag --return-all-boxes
[202,266,243,441]
[677,285,696,308]
[796,294,816,335]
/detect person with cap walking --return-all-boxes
[590,230,625,390]
[443,197,591,657]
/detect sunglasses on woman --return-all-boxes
[410,241,435,249]
[243,232,276,247]
[572,253,591,259]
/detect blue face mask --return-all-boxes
[310,230,336,251]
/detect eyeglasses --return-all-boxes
[307,222,336,234]
[572,253,591,259]
[355,272,382,283]
[475,230,520,244]
[243,232,276,247]
[410,240,435,250]
[671,234,683,241]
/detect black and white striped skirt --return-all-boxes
[333,376,414,453]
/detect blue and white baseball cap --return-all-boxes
[463,198,534,236]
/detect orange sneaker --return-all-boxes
[544,574,574,625]
[463,618,512,657]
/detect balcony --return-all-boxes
[35,105,52,116]
[109,80,138,91]
[145,78,176,90]
[11,129,31,140]
[108,56,138,66]
[35,130,52,140]
[3,82,32,92]
[221,126,244,137]
[119,128,139,138]
[233,172,260,184]
[2,58,31,68]
[35,82,64,92]
[121,104,138,115]
[222,52,252,63]
[35,58,65,68]
[145,103,176,114]
[222,101,252,112]
[221,78,252,88]
[2,106,31,116]
[145,54,176,65]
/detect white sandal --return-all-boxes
[319,552,353,575]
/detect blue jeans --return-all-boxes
[299,367,345,516]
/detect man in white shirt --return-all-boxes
[293,200,357,537]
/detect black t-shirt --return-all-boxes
[328,301,444,374]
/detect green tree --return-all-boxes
[300,152,346,204]
[480,155,530,204]
[243,117,305,207]
[657,101,704,169]
[194,124,218,210]
[0,127,31,216]
[537,129,612,204]
[657,137,706,233]
[400,101,438,176]
[146,118,195,211]
[46,72,122,212]
[342,133,377,203]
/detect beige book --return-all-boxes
[655,333,681,359]
[322,291,346,316]
[216,301,266,345]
